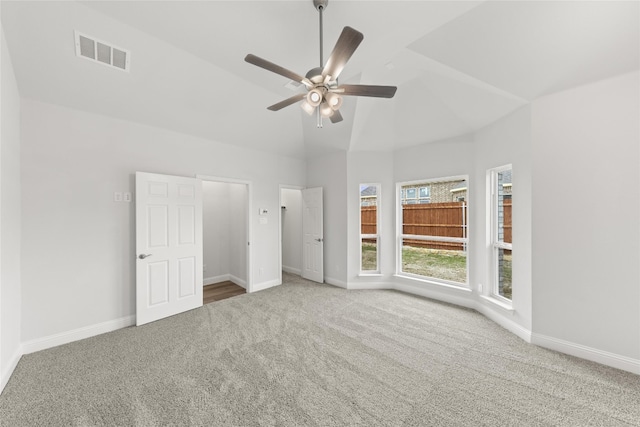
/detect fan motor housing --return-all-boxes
[305,67,324,84]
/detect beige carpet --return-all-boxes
[1,273,639,426]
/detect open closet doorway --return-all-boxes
[200,175,252,301]
[279,186,303,283]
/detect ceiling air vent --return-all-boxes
[74,31,130,72]
[284,80,302,91]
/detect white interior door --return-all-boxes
[302,187,323,283]
[135,172,203,326]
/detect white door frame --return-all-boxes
[197,175,253,293]
[279,185,304,284]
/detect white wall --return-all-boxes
[306,151,348,286]
[531,71,640,364]
[346,151,395,287]
[202,181,231,283]
[20,100,305,345]
[281,188,302,275]
[0,26,22,392]
[472,106,533,336]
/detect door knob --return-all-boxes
[315,238,323,242]
[138,254,152,259]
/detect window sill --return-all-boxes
[358,273,383,278]
[479,295,514,312]
[394,274,472,292]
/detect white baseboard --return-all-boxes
[203,274,230,286]
[251,278,280,293]
[393,281,475,310]
[347,281,393,290]
[324,276,348,289]
[532,333,640,375]
[475,303,532,343]
[204,274,246,289]
[22,315,136,355]
[229,275,246,289]
[282,265,302,275]
[1,346,23,394]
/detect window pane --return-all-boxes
[362,239,378,271]
[492,167,512,301]
[497,170,512,244]
[360,184,379,273]
[360,184,378,208]
[401,239,467,283]
[498,248,512,299]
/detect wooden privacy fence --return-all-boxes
[503,199,512,245]
[361,201,512,251]
[403,202,467,250]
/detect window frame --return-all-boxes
[360,183,381,274]
[396,175,470,287]
[489,165,513,303]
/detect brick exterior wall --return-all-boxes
[401,180,467,204]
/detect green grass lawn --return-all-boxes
[361,243,378,271]
[499,253,512,299]
[402,246,467,283]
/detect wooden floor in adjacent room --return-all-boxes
[203,281,246,304]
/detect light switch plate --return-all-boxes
[259,208,268,216]
[114,192,122,202]
[123,192,132,202]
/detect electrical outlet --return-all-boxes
[478,283,483,293]
[203,264,207,272]
[259,267,263,277]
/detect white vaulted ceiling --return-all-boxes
[2,1,638,159]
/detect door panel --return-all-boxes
[136,172,203,326]
[177,257,196,298]
[302,187,323,283]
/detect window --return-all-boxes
[418,186,431,204]
[360,184,380,273]
[397,177,468,285]
[490,166,512,300]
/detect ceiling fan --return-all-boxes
[244,0,397,128]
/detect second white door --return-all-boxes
[302,187,323,283]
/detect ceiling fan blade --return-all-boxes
[337,84,397,98]
[267,93,307,111]
[322,26,363,81]
[329,110,343,124]
[245,54,309,85]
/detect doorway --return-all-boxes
[200,176,251,299]
[279,186,324,284]
[279,187,303,284]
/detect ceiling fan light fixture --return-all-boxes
[307,88,323,107]
[301,101,316,116]
[325,92,343,110]
[319,102,334,118]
